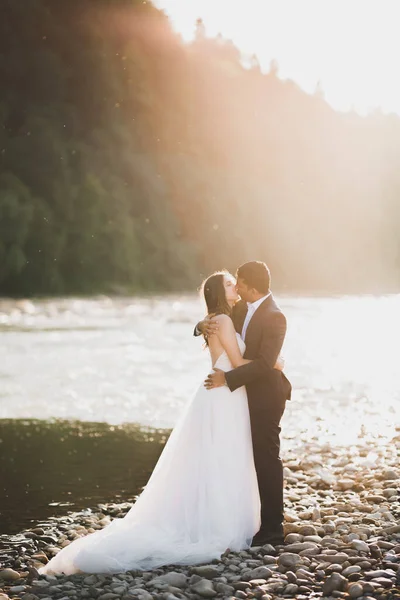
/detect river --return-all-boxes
[1,293,399,535]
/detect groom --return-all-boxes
[197,261,291,546]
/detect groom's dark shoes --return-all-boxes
[251,528,284,547]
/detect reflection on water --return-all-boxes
[0,419,167,535]
[0,293,399,434]
[0,293,399,534]
[0,295,208,427]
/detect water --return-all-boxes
[1,293,399,535]
[0,419,167,535]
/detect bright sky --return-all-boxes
[154,0,400,115]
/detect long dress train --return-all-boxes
[40,334,260,574]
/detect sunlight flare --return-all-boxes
[155,0,400,115]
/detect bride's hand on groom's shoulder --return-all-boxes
[199,313,219,337]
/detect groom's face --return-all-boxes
[236,277,253,302]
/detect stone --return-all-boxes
[9,585,26,593]
[337,479,355,491]
[342,565,361,576]
[278,552,303,569]
[284,583,299,595]
[262,555,277,565]
[366,495,386,504]
[263,580,285,594]
[43,545,60,556]
[283,523,300,534]
[32,580,50,588]
[232,581,251,591]
[297,525,317,536]
[150,572,188,589]
[31,553,48,564]
[0,569,21,581]
[303,535,322,543]
[362,581,379,594]
[137,592,153,600]
[364,569,397,579]
[284,533,303,544]
[228,564,240,572]
[351,540,370,553]
[372,577,394,588]
[299,546,320,557]
[318,553,349,564]
[248,578,267,586]
[214,582,234,595]
[347,582,364,598]
[190,565,220,580]
[377,540,395,549]
[191,579,217,597]
[382,469,398,480]
[322,572,348,595]
[111,586,127,594]
[248,567,272,580]
[285,542,318,553]
[84,575,98,585]
[40,535,59,545]
[326,563,343,574]
[285,570,297,583]
[260,544,276,555]
[30,528,45,535]
[296,568,313,580]
[382,524,400,534]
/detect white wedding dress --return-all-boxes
[40,334,260,575]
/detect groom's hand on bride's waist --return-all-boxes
[204,368,226,389]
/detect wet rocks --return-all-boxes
[150,572,188,588]
[190,565,219,580]
[247,566,272,580]
[190,578,217,597]
[0,428,399,600]
[0,569,21,582]
[278,552,303,569]
[322,571,348,594]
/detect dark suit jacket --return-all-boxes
[226,295,292,405]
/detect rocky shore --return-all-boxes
[1,431,399,600]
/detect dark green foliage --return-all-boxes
[0,0,399,295]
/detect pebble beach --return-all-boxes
[1,294,399,599]
[1,428,399,600]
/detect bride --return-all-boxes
[40,271,283,575]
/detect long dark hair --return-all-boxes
[201,270,232,318]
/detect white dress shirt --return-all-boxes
[241,292,271,340]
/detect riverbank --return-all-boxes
[1,429,399,600]
[0,419,167,536]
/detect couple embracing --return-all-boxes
[40,261,291,575]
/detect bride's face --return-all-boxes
[223,275,239,305]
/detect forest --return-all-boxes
[1,0,399,295]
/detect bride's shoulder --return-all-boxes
[211,314,234,328]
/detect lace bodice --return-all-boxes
[213,333,246,372]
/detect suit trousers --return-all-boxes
[248,397,286,534]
